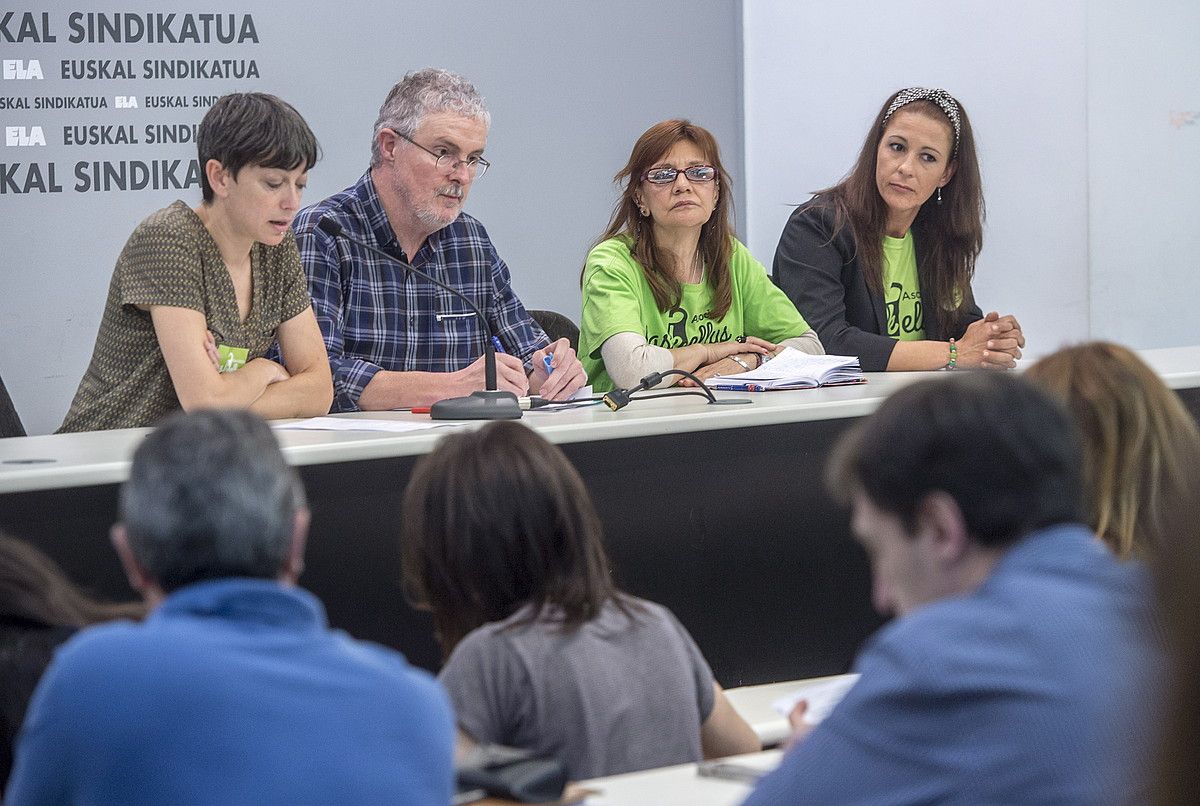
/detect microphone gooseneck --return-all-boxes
[316,217,519,420]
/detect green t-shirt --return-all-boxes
[579,236,812,391]
[882,231,926,340]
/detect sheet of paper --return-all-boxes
[273,417,463,433]
[771,673,860,725]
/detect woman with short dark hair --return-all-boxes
[59,92,332,432]
[401,421,759,779]
[773,88,1024,371]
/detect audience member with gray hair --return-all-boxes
[293,68,587,411]
[117,407,305,593]
[4,409,454,805]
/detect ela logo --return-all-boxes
[5,126,45,146]
[115,95,138,108]
[2,59,43,80]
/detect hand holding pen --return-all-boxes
[530,337,588,401]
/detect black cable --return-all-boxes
[523,398,605,411]
[652,369,717,402]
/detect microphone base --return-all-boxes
[430,390,523,421]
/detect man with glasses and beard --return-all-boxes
[293,68,587,412]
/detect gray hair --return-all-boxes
[370,67,491,167]
[120,410,306,592]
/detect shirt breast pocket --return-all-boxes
[433,293,483,334]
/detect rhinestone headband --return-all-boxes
[881,87,961,152]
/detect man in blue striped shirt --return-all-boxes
[294,68,586,412]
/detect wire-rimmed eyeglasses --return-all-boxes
[394,130,490,179]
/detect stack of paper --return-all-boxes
[705,348,865,391]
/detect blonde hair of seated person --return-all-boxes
[1026,341,1200,559]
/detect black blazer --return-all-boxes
[772,196,982,371]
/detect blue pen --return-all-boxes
[490,335,505,354]
[543,353,555,374]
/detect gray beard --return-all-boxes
[399,179,463,233]
[414,205,454,232]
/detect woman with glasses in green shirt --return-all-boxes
[579,119,823,392]
[773,88,1025,372]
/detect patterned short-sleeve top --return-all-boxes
[58,201,312,433]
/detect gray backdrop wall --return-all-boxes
[1,0,745,434]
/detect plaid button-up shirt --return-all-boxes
[293,171,548,412]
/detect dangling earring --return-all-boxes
[638,205,649,217]
[936,186,943,205]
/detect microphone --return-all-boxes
[316,217,521,420]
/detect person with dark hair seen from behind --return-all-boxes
[1026,341,1200,560]
[401,421,759,780]
[5,410,453,805]
[579,119,822,392]
[58,92,332,433]
[773,88,1025,371]
[0,534,143,788]
[743,374,1160,805]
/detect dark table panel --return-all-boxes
[5,384,1197,686]
[1,414,884,687]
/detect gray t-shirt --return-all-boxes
[438,596,716,780]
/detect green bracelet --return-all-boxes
[946,338,958,370]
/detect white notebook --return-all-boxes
[705,347,865,391]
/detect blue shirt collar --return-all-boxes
[154,577,327,632]
[990,522,1107,572]
[352,170,402,253]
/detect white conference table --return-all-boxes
[726,673,859,746]
[4,345,1199,494]
[0,371,920,494]
[576,672,863,803]
[580,750,783,806]
[3,345,1198,682]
